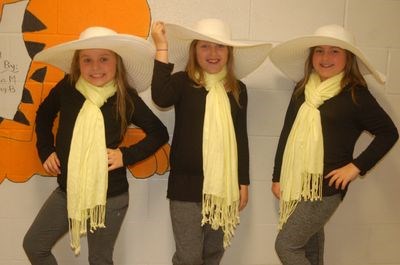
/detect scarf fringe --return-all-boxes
[301,172,323,201]
[201,194,240,248]
[279,172,322,229]
[278,199,299,230]
[69,205,106,255]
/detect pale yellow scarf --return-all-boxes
[201,67,240,248]
[67,77,116,254]
[279,72,343,229]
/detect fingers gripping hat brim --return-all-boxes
[165,23,272,79]
[34,34,155,92]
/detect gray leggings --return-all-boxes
[170,200,225,265]
[23,187,128,265]
[275,194,341,265]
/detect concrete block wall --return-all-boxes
[0,0,399,264]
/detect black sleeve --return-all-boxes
[236,83,250,185]
[352,89,398,174]
[119,93,169,165]
[151,60,183,108]
[272,93,301,182]
[35,77,65,163]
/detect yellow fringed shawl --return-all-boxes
[279,72,343,229]
[201,67,240,248]
[67,77,116,254]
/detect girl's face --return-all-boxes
[79,49,117,87]
[196,40,229,74]
[312,45,347,81]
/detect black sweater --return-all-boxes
[273,85,398,197]
[151,60,250,202]
[35,76,169,197]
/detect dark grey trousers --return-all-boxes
[23,187,128,265]
[170,200,225,265]
[275,194,341,265]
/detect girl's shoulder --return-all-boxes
[172,70,190,80]
[345,84,373,99]
[236,79,247,94]
[50,75,75,95]
[56,75,72,87]
[173,71,199,88]
[341,84,382,110]
[343,83,368,92]
[238,79,246,88]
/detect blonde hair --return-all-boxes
[69,50,135,139]
[294,47,367,103]
[185,40,241,106]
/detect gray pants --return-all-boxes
[23,187,129,265]
[275,194,341,265]
[170,200,225,265]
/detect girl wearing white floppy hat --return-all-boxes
[270,24,398,265]
[151,18,271,264]
[23,26,169,264]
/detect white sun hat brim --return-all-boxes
[164,19,272,79]
[34,27,155,92]
[269,24,385,84]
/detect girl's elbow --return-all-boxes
[160,128,169,144]
[153,126,169,147]
[153,99,171,109]
[392,129,399,144]
[388,126,399,144]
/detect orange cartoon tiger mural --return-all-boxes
[0,0,170,183]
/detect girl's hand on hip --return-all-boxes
[325,163,360,190]
[43,152,61,176]
[107,148,123,171]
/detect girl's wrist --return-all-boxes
[155,44,168,51]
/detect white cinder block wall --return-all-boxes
[1,0,399,264]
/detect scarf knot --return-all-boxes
[278,72,343,229]
[201,67,240,248]
[67,77,117,254]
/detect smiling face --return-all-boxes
[79,49,117,87]
[312,45,347,81]
[195,40,229,74]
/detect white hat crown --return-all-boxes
[194,18,232,41]
[314,24,356,45]
[269,24,385,84]
[34,26,155,91]
[79,27,118,40]
[164,18,272,79]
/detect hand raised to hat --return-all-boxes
[151,21,169,63]
[151,21,168,48]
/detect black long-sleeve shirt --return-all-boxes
[151,60,250,202]
[273,85,398,197]
[35,76,169,197]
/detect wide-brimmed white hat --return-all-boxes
[34,26,155,92]
[164,18,272,79]
[269,24,385,84]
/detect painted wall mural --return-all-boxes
[0,0,170,183]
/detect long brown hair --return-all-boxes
[69,50,135,139]
[293,47,367,103]
[185,40,241,106]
